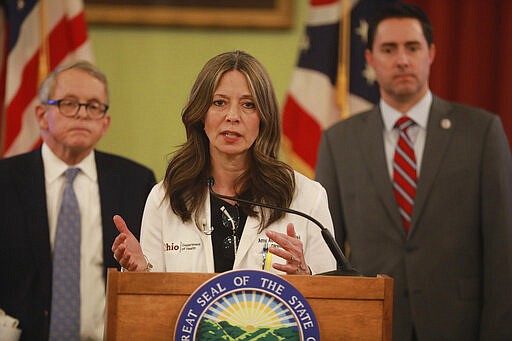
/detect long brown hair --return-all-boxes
[164,51,295,231]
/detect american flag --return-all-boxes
[281,0,394,178]
[0,0,93,157]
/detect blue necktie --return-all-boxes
[50,168,81,341]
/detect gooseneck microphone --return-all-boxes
[207,177,361,276]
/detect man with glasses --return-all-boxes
[0,61,156,340]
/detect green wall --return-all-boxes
[90,2,307,180]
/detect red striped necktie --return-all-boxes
[393,116,417,234]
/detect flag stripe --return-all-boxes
[2,0,93,157]
[297,23,339,85]
[48,12,89,69]
[5,0,38,53]
[287,67,339,129]
[5,11,88,151]
[311,0,339,6]
[5,52,38,146]
[6,99,40,155]
[5,1,41,105]
[308,2,340,26]
[282,94,322,167]
[282,0,341,176]
[282,0,396,176]
[6,4,89,104]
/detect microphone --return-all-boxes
[207,177,361,276]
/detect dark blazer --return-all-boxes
[316,96,512,340]
[0,148,156,341]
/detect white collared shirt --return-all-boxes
[42,143,104,341]
[380,91,432,180]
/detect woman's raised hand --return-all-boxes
[111,215,148,271]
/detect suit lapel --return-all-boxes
[17,149,52,292]
[410,96,455,235]
[359,109,403,230]
[95,151,122,271]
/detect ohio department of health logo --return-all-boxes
[175,269,320,340]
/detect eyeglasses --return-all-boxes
[46,98,109,119]
[220,205,240,257]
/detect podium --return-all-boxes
[104,269,393,340]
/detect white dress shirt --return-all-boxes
[42,143,105,341]
[380,91,432,180]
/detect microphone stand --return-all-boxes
[207,177,361,276]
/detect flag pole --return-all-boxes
[39,0,50,84]
[336,0,352,119]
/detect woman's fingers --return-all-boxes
[265,226,310,275]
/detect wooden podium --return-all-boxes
[104,269,393,340]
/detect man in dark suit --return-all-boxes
[315,2,512,340]
[0,61,156,340]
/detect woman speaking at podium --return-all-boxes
[112,51,336,276]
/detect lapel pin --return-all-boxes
[440,118,452,129]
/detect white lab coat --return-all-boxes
[140,171,337,275]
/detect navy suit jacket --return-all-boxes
[316,96,512,340]
[0,148,156,340]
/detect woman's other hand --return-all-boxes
[265,223,311,275]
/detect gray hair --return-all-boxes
[38,60,109,103]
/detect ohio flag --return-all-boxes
[0,0,93,157]
[281,0,394,178]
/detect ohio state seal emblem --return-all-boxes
[175,270,320,340]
